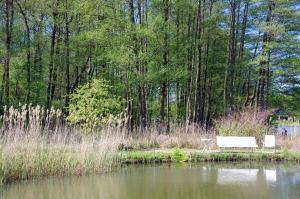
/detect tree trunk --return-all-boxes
[238,0,249,60]
[137,0,147,132]
[46,0,59,109]
[160,0,169,132]
[33,15,44,104]
[195,0,202,123]
[256,0,275,110]
[201,0,213,124]
[50,28,62,102]
[64,0,71,115]
[185,13,195,130]
[223,0,237,114]
[16,0,31,104]
[206,72,213,128]
[175,7,180,123]
[2,0,14,105]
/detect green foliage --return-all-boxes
[275,119,300,126]
[67,79,122,132]
[172,148,188,162]
[282,147,291,159]
[0,0,299,127]
[123,150,300,164]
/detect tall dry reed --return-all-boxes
[0,106,298,185]
[0,105,126,184]
[214,108,269,144]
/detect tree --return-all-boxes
[67,79,122,132]
[2,0,14,105]
[0,0,298,131]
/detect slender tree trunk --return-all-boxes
[265,50,271,110]
[160,0,169,132]
[201,0,213,124]
[50,29,62,102]
[238,0,249,60]
[126,91,133,133]
[64,0,71,115]
[236,0,249,100]
[127,0,135,133]
[206,72,213,128]
[185,13,195,130]
[175,7,180,123]
[16,0,31,104]
[195,0,202,123]
[2,0,14,105]
[223,0,237,114]
[247,41,259,107]
[46,0,59,109]
[256,0,275,110]
[33,15,44,104]
[14,73,20,101]
[137,0,147,132]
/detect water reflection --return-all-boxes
[217,169,259,185]
[290,172,300,185]
[2,163,300,199]
[264,169,277,183]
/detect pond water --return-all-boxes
[278,126,300,135]
[1,163,300,199]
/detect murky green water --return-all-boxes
[1,163,300,199]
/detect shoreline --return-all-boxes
[2,148,300,186]
[120,149,300,164]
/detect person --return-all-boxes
[282,128,288,136]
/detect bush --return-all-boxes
[172,148,188,162]
[67,79,122,133]
[214,108,268,145]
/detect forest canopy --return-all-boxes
[0,0,299,130]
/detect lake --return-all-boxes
[1,163,300,199]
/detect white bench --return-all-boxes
[217,136,258,151]
[262,135,276,153]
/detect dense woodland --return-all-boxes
[0,0,299,131]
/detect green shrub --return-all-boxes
[67,78,122,133]
[282,147,292,159]
[172,148,188,162]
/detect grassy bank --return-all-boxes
[120,149,300,164]
[1,130,300,185]
[0,134,122,185]
[2,144,300,185]
[1,106,299,185]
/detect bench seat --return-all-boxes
[217,136,258,149]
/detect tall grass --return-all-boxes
[1,106,299,185]
[0,145,3,184]
[0,105,125,185]
[0,106,216,184]
[277,134,300,151]
[1,134,123,184]
[121,125,215,150]
[214,108,269,144]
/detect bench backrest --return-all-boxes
[216,136,258,148]
[264,135,275,147]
